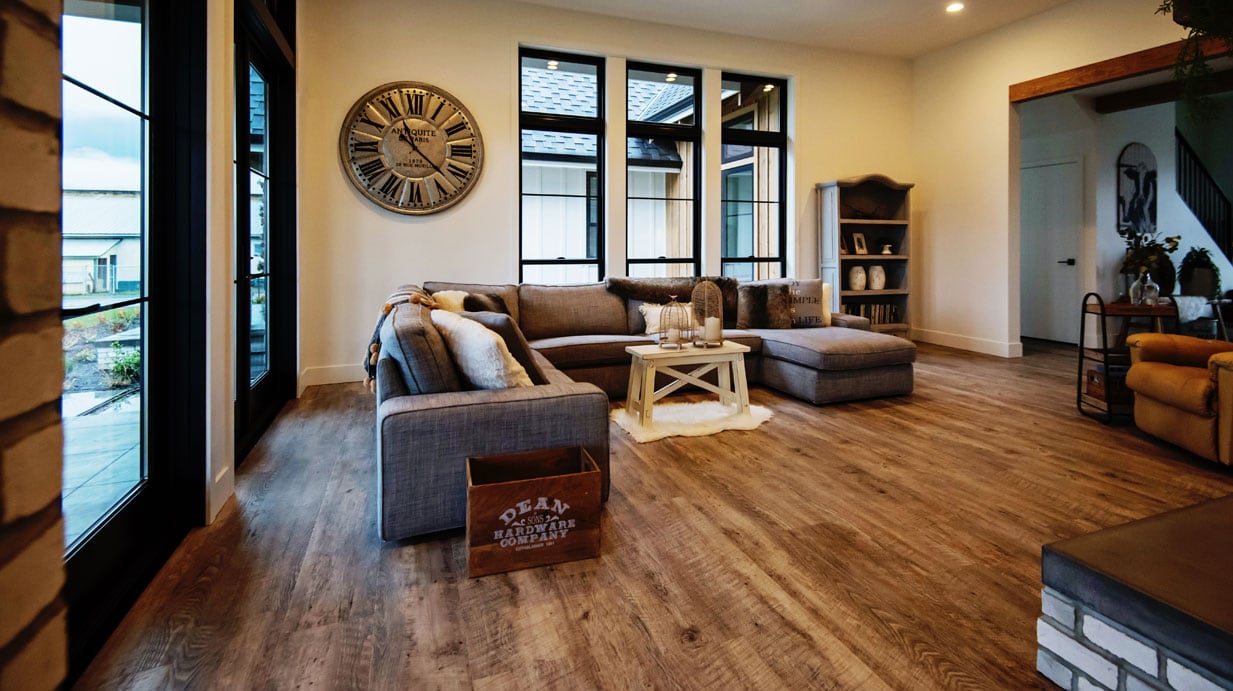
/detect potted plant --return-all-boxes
[1178,246,1222,297]
[1157,0,1233,116]
[1120,229,1180,297]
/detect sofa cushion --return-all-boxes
[425,281,520,324]
[639,301,698,336]
[380,303,461,394]
[430,309,533,390]
[530,334,656,368]
[607,276,738,332]
[519,283,627,340]
[461,311,548,385]
[748,327,916,371]
[737,280,794,329]
[1126,362,1215,416]
[462,293,510,314]
[788,280,830,328]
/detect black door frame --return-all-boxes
[64,0,207,680]
[234,0,296,461]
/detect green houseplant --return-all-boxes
[1121,229,1180,296]
[1177,246,1222,297]
[1157,0,1233,116]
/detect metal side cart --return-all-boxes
[1077,293,1178,423]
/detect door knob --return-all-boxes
[1057,258,1076,266]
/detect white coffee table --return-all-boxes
[624,341,751,426]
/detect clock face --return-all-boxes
[339,82,484,215]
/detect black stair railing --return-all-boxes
[1176,127,1233,259]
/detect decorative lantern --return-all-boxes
[658,295,692,349]
[691,280,723,347]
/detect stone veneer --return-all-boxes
[0,0,67,689]
[1037,587,1232,691]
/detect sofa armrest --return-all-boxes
[376,382,611,540]
[830,313,870,330]
[1127,333,1233,367]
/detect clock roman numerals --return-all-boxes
[357,109,385,131]
[357,158,386,180]
[376,172,403,200]
[376,94,403,121]
[409,92,426,116]
[409,180,424,206]
[429,99,447,123]
[444,121,469,137]
[352,139,380,154]
[448,143,473,160]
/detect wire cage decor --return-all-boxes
[691,280,724,347]
[657,295,693,349]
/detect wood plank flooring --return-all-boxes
[74,342,1233,689]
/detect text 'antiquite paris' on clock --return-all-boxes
[339,82,484,215]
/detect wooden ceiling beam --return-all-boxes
[1093,68,1233,113]
[1008,38,1231,104]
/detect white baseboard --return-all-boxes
[298,364,365,396]
[912,328,1023,358]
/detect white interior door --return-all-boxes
[1021,160,1082,344]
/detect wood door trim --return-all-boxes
[1009,38,1232,104]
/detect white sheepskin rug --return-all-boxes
[611,401,773,443]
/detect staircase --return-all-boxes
[1176,128,1233,258]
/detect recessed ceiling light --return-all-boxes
[946,2,965,12]
[666,72,677,82]
[546,59,559,70]
[763,84,775,92]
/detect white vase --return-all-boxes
[849,266,867,291]
[868,265,886,291]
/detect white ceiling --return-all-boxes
[516,0,1078,58]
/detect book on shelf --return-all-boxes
[842,303,902,325]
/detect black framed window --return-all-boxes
[61,0,208,678]
[720,73,787,280]
[519,48,604,284]
[626,62,701,278]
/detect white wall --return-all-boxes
[911,0,1185,356]
[296,0,914,387]
[205,0,235,521]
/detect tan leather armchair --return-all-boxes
[1125,333,1233,464]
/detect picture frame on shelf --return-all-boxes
[852,232,868,255]
[839,233,848,254]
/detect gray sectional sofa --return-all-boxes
[375,276,916,541]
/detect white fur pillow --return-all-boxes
[432,290,468,312]
[430,309,533,389]
[639,302,698,335]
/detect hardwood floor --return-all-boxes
[74,342,1233,689]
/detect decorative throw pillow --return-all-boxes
[736,282,793,329]
[460,311,548,385]
[432,290,468,312]
[462,293,509,314]
[639,302,697,335]
[430,309,533,389]
[789,280,829,328]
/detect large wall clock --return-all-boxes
[339,81,484,215]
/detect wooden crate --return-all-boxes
[1085,368,1132,404]
[466,447,601,578]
